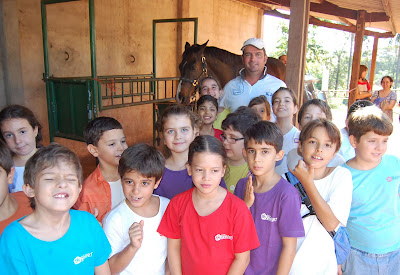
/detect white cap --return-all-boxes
[241,38,265,51]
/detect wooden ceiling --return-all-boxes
[236,0,399,37]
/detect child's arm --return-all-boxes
[276,237,297,275]
[95,261,111,275]
[108,221,144,274]
[227,251,250,275]
[291,160,340,231]
[168,238,182,275]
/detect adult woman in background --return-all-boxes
[371,76,397,121]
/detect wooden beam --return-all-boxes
[264,10,394,38]
[380,0,397,34]
[286,0,310,109]
[369,35,379,88]
[336,16,354,27]
[348,10,366,108]
[233,0,270,10]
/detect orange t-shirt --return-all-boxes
[0,192,32,235]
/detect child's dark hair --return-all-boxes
[248,95,271,118]
[118,143,165,182]
[347,105,393,141]
[188,135,227,166]
[346,100,373,118]
[24,143,83,209]
[0,140,13,174]
[84,117,123,146]
[0,105,43,146]
[156,104,201,133]
[200,76,222,90]
[244,121,283,152]
[300,119,341,153]
[221,107,260,135]
[298,99,332,123]
[197,95,218,110]
[272,87,298,106]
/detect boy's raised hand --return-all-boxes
[244,176,255,208]
[290,160,314,188]
[129,220,144,250]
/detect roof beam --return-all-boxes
[381,0,397,34]
[336,16,354,27]
[264,9,394,38]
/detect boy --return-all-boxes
[0,144,111,274]
[0,140,32,235]
[103,143,170,274]
[289,119,353,274]
[221,107,260,193]
[342,106,400,275]
[74,117,128,223]
[234,121,304,274]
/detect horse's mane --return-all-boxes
[204,46,241,64]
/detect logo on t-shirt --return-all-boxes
[387,176,393,182]
[74,252,93,265]
[233,88,244,95]
[215,234,233,241]
[261,213,277,222]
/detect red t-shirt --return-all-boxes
[0,192,32,235]
[214,128,223,141]
[158,188,260,275]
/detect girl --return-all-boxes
[272,87,300,176]
[197,95,223,141]
[356,65,372,101]
[0,105,42,193]
[289,119,353,275]
[157,135,259,275]
[200,76,230,130]
[248,95,271,121]
[154,104,225,200]
[371,76,397,122]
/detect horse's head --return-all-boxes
[177,41,209,104]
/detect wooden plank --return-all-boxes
[286,0,310,110]
[348,10,366,108]
[369,35,379,88]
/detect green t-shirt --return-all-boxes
[213,108,230,131]
[224,161,249,193]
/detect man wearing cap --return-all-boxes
[219,38,286,121]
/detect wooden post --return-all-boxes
[369,34,379,90]
[348,10,366,107]
[286,0,310,108]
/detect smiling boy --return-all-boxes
[102,143,170,275]
[74,117,128,223]
[234,121,304,274]
[0,144,111,274]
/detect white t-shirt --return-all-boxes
[10,166,25,193]
[338,128,355,162]
[286,148,345,171]
[103,195,170,275]
[289,166,353,275]
[275,126,300,176]
[108,179,125,209]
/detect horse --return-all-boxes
[177,41,286,104]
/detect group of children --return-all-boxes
[0,76,399,275]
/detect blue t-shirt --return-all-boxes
[0,210,111,274]
[343,155,400,254]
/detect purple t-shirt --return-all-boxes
[234,177,305,275]
[154,167,227,200]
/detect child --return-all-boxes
[221,107,260,193]
[0,140,32,235]
[338,100,373,162]
[0,105,42,193]
[158,135,260,274]
[355,65,372,101]
[272,87,300,176]
[248,95,271,121]
[286,99,345,170]
[0,144,111,274]
[200,76,230,130]
[154,104,226,200]
[341,106,400,275]
[103,143,169,274]
[234,121,305,274]
[74,117,128,223]
[289,119,353,275]
[197,95,223,140]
